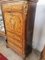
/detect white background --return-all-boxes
[32,0,45,52]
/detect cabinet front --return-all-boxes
[2,2,28,56]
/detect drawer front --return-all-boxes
[2,2,27,12]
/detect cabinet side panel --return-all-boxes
[25,2,37,56]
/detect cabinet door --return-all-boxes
[2,2,28,55]
[4,12,14,33]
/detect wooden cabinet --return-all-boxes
[2,1,37,57]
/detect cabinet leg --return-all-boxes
[6,39,9,48]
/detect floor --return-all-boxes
[0,36,40,60]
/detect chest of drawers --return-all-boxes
[2,1,37,58]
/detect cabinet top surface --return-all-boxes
[0,0,38,4]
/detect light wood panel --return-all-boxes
[2,2,28,56]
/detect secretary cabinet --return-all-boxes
[2,0,38,59]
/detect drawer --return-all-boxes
[2,2,27,12]
[6,31,22,42]
[7,37,23,48]
[7,41,23,55]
